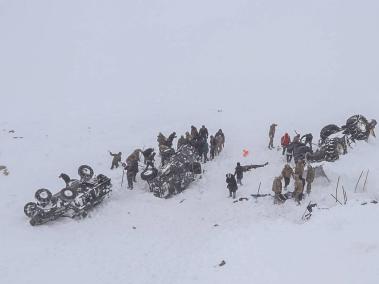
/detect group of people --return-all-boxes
[272,161,315,204]
[109,125,225,190]
[175,125,225,163]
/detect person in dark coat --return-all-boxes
[301,133,313,151]
[215,129,225,148]
[234,162,244,185]
[109,151,122,169]
[199,125,209,139]
[191,126,199,140]
[209,135,216,160]
[124,160,139,189]
[226,173,238,199]
[177,135,187,149]
[200,137,209,163]
[142,148,156,169]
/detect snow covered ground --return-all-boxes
[1,1,379,283]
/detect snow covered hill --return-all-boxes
[1,1,379,283]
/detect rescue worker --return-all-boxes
[191,126,199,140]
[177,135,187,149]
[281,133,291,155]
[199,125,209,139]
[281,164,294,190]
[142,148,156,168]
[209,135,216,160]
[185,132,192,143]
[234,162,244,185]
[286,142,294,163]
[301,133,313,151]
[226,173,238,199]
[268,123,277,149]
[293,174,304,204]
[215,129,225,149]
[272,175,285,204]
[109,151,122,169]
[306,164,316,194]
[124,162,135,190]
[369,119,377,138]
[200,137,209,163]
[295,159,306,187]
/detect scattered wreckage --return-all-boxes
[140,145,202,198]
[24,165,112,226]
[293,114,376,163]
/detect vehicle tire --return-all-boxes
[320,124,341,141]
[141,168,158,181]
[60,187,78,201]
[78,165,94,180]
[346,115,370,141]
[35,188,52,204]
[24,202,37,217]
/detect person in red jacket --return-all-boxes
[281,133,291,155]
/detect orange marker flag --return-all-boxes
[242,149,249,157]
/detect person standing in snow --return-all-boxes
[281,164,294,190]
[293,174,304,204]
[215,129,225,149]
[305,164,315,194]
[234,162,244,186]
[191,126,199,140]
[209,135,216,160]
[295,159,306,187]
[200,137,209,163]
[226,173,238,199]
[301,133,313,151]
[272,175,285,204]
[268,123,277,149]
[199,125,209,139]
[281,133,291,155]
[109,151,122,170]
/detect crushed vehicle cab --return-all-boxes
[24,165,112,226]
[141,145,202,198]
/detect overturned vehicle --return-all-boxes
[24,165,112,226]
[140,145,202,198]
[295,114,376,163]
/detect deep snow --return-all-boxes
[1,1,379,283]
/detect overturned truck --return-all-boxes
[24,165,112,226]
[141,145,202,198]
[294,114,376,163]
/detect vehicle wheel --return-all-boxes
[141,168,158,181]
[60,187,78,201]
[24,202,37,217]
[324,139,341,162]
[346,115,370,141]
[35,188,52,203]
[78,165,94,180]
[320,124,342,141]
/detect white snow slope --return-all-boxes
[1,1,379,283]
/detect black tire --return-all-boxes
[324,138,344,162]
[35,188,52,203]
[78,165,94,180]
[345,115,370,141]
[24,202,37,217]
[60,187,78,201]
[320,124,341,141]
[141,168,158,181]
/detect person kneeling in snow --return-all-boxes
[226,173,238,199]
